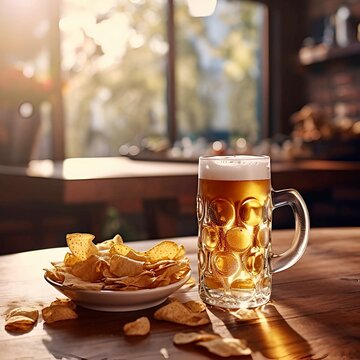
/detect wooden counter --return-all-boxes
[1,158,360,202]
[0,157,359,253]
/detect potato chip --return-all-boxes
[183,300,207,313]
[44,268,65,283]
[154,300,210,327]
[197,338,251,357]
[112,271,156,289]
[154,260,190,283]
[42,303,78,324]
[62,273,104,290]
[109,254,144,277]
[123,316,150,336]
[109,244,147,262]
[109,243,132,257]
[144,259,176,272]
[66,233,98,261]
[173,331,220,344]
[96,234,124,251]
[64,252,80,267]
[5,307,39,332]
[70,255,108,282]
[50,298,76,309]
[102,268,156,290]
[128,250,148,262]
[146,241,183,263]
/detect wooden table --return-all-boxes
[1,228,359,359]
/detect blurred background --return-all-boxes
[0,0,360,254]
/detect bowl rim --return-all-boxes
[44,269,192,295]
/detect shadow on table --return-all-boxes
[41,304,219,360]
[272,275,360,359]
[40,302,313,359]
[41,307,152,360]
[207,303,313,360]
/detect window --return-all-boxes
[0,0,268,161]
[175,1,267,151]
[61,0,168,157]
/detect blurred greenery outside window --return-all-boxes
[61,0,267,158]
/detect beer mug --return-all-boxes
[197,155,309,308]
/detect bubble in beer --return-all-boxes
[209,198,235,227]
[256,227,270,247]
[197,196,204,222]
[230,278,255,291]
[212,251,239,277]
[261,277,272,295]
[225,227,252,253]
[230,273,256,301]
[246,248,264,275]
[239,198,263,226]
[202,226,219,251]
[263,195,272,223]
[204,274,223,290]
[198,248,206,272]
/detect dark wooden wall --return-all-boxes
[251,0,308,136]
[259,0,360,136]
[302,0,360,123]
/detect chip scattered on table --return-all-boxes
[197,338,251,357]
[42,298,78,324]
[44,233,191,292]
[183,300,207,313]
[154,299,210,327]
[123,316,150,336]
[173,330,251,357]
[50,298,76,309]
[173,331,220,344]
[5,306,39,333]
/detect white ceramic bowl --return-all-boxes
[44,271,191,312]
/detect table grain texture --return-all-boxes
[0,228,359,360]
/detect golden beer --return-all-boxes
[197,155,309,309]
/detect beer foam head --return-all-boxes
[199,155,270,181]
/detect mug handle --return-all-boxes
[270,189,310,274]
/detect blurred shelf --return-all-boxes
[299,42,360,66]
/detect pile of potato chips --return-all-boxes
[44,233,191,291]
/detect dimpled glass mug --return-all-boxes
[197,155,309,309]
